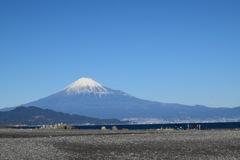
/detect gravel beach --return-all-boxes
[0,129,239,160]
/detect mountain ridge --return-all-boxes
[0,106,124,125]
[3,77,240,122]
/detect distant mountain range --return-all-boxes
[2,77,240,123]
[0,106,124,125]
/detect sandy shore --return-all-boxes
[0,129,239,160]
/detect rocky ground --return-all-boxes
[0,129,239,160]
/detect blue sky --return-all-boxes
[0,0,240,108]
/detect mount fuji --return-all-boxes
[22,78,240,122]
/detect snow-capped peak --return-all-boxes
[64,78,111,95]
[68,78,102,88]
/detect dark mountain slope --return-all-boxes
[0,106,123,125]
[9,78,240,121]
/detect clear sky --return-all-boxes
[1,0,240,108]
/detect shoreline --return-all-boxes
[1,121,240,130]
[1,129,240,159]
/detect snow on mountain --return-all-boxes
[64,78,111,95]
[20,77,240,121]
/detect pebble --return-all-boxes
[0,129,239,160]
